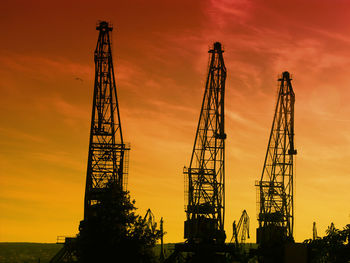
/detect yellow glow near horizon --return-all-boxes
[0,0,350,244]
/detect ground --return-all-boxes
[0,243,63,263]
[0,242,176,263]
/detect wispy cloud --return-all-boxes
[31,151,84,172]
[0,52,93,81]
[51,96,89,120]
[207,0,252,26]
[0,127,47,143]
[226,110,265,131]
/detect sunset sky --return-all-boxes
[1,0,350,244]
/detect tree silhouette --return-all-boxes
[77,184,161,263]
[304,223,350,263]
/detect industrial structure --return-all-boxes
[143,209,158,235]
[46,19,312,263]
[231,210,250,248]
[163,42,231,263]
[82,20,129,220]
[50,21,129,263]
[256,71,296,246]
[78,20,130,262]
[183,42,227,245]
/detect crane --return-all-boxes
[256,71,296,246]
[230,210,250,247]
[184,42,227,245]
[143,209,157,234]
[50,21,129,263]
[165,42,228,263]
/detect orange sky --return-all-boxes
[1,0,350,243]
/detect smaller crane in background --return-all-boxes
[143,209,157,234]
[231,210,250,249]
[143,209,166,261]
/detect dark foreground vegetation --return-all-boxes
[304,223,350,263]
[1,223,348,263]
[75,189,162,262]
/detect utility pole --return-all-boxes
[160,217,165,262]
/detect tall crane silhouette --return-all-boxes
[82,20,129,222]
[165,42,228,263]
[256,72,296,246]
[184,42,227,245]
[50,21,129,263]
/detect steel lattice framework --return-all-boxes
[256,71,296,245]
[184,42,226,244]
[50,21,129,263]
[83,21,129,221]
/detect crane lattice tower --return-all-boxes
[184,42,227,244]
[83,21,129,222]
[50,21,129,263]
[256,71,296,245]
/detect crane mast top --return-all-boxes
[256,71,296,245]
[184,42,226,244]
[83,21,129,221]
